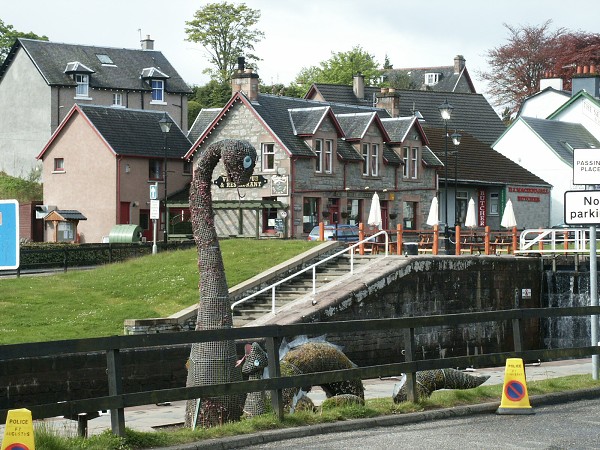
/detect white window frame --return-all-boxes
[324,139,333,174]
[370,143,379,176]
[315,139,323,173]
[410,147,419,179]
[151,80,165,103]
[261,143,275,171]
[362,143,370,176]
[490,192,500,215]
[425,73,440,86]
[402,147,409,178]
[75,74,89,97]
[112,93,123,107]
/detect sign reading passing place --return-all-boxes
[573,148,600,186]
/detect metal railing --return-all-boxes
[518,228,600,255]
[231,230,389,315]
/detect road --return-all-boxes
[243,398,600,449]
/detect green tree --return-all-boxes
[0,19,48,64]
[294,46,381,90]
[187,80,232,127]
[185,2,265,83]
[384,70,416,90]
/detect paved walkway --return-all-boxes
[21,357,594,437]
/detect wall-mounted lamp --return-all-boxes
[125,164,131,173]
[132,201,139,207]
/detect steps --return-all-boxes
[232,254,378,327]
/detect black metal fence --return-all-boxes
[1,306,600,437]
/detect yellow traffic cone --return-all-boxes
[1,408,36,449]
[496,357,534,415]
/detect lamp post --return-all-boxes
[438,99,454,253]
[159,112,173,244]
[451,131,461,225]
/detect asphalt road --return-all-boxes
[242,398,600,449]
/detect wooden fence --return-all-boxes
[1,306,600,437]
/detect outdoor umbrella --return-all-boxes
[464,198,477,228]
[501,199,517,228]
[426,197,439,226]
[367,192,382,230]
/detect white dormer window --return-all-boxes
[424,73,440,86]
[75,74,89,97]
[151,80,164,103]
[112,93,123,107]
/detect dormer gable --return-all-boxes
[289,106,344,137]
[63,61,95,75]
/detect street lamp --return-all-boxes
[159,112,173,244]
[451,131,461,225]
[438,99,454,253]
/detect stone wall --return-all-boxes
[0,255,543,408]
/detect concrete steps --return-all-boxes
[232,254,378,327]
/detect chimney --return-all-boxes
[141,35,154,51]
[231,56,260,101]
[353,73,365,100]
[572,65,600,98]
[454,55,466,74]
[539,73,564,91]
[376,89,401,118]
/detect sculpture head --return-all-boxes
[221,139,257,186]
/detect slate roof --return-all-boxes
[188,108,221,143]
[335,112,378,140]
[39,105,191,160]
[380,117,417,143]
[518,117,600,166]
[45,210,87,221]
[383,65,475,93]
[289,107,329,135]
[425,127,551,187]
[1,38,191,94]
[307,84,506,147]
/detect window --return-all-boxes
[183,160,192,175]
[57,222,75,242]
[402,147,409,178]
[410,147,418,178]
[424,73,440,86]
[53,158,65,172]
[490,192,499,215]
[96,54,114,65]
[324,140,333,174]
[75,74,89,97]
[151,80,164,102]
[403,201,417,230]
[112,93,123,106]
[362,144,369,175]
[261,143,275,171]
[149,159,163,180]
[303,197,319,233]
[371,143,379,176]
[315,139,323,173]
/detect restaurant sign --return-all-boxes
[213,175,268,189]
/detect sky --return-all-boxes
[3,0,598,99]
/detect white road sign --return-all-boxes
[564,190,600,225]
[150,199,160,220]
[573,148,600,185]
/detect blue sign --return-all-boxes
[0,200,19,270]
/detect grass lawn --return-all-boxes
[0,239,319,345]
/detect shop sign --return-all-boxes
[213,175,268,188]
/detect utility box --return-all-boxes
[108,225,143,243]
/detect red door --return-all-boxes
[119,202,130,224]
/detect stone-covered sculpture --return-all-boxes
[241,342,269,417]
[184,139,257,428]
[392,368,490,403]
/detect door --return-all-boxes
[120,202,130,224]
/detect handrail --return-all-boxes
[518,228,598,254]
[231,230,389,314]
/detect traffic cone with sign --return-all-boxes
[1,408,35,449]
[496,357,534,415]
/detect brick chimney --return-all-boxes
[376,88,401,118]
[231,56,260,101]
[572,65,600,98]
[141,35,154,51]
[353,73,365,100]
[454,55,466,74]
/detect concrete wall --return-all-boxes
[0,255,543,408]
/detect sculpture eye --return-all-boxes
[243,155,253,169]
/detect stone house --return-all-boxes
[0,36,191,178]
[185,61,441,238]
[37,105,192,243]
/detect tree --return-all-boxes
[479,20,564,114]
[0,19,47,64]
[187,80,232,127]
[294,46,381,91]
[185,2,264,83]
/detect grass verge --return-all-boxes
[32,374,600,450]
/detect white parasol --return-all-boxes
[464,198,477,228]
[501,199,517,228]
[367,192,382,230]
[426,197,439,226]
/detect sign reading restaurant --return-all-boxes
[213,174,268,189]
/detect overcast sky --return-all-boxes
[3,0,598,98]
